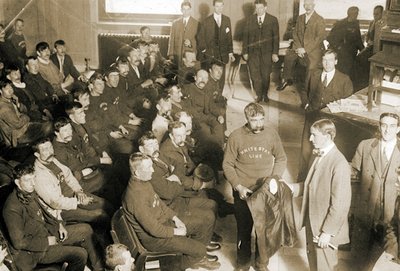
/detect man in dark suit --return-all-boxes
[50,40,82,82]
[327,6,364,79]
[3,164,104,271]
[352,112,400,270]
[277,0,325,103]
[291,119,351,271]
[197,0,235,90]
[168,1,199,67]
[299,49,353,180]
[243,0,279,103]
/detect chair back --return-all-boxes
[111,207,144,257]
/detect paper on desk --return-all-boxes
[327,97,368,113]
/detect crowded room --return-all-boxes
[1,0,400,270]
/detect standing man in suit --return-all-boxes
[197,0,235,90]
[168,1,199,68]
[276,0,325,103]
[299,49,353,180]
[243,0,279,103]
[291,119,351,271]
[327,7,364,79]
[352,112,400,269]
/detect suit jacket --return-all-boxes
[297,146,351,245]
[168,16,199,63]
[307,69,353,111]
[50,53,81,80]
[247,178,297,259]
[243,13,279,63]
[293,12,326,68]
[352,138,400,225]
[197,14,233,64]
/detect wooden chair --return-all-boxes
[110,207,181,271]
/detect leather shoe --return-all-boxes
[211,232,222,243]
[192,256,221,270]
[276,79,293,91]
[206,253,218,262]
[206,243,221,252]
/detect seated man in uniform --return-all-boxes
[122,152,221,270]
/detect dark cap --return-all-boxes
[193,164,215,182]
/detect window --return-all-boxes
[98,0,183,24]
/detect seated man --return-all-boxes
[52,117,110,195]
[183,69,224,147]
[177,49,200,85]
[105,244,135,271]
[122,152,221,270]
[50,40,83,82]
[23,56,60,118]
[0,79,52,147]
[36,41,73,98]
[3,164,104,271]
[160,121,197,179]
[148,40,170,84]
[152,93,173,143]
[206,61,227,125]
[138,132,218,221]
[71,88,90,111]
[33,138,113,225]
[99,67,142,155]
[6,64,44,121]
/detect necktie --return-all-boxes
[258,16,262,27]
[216,17,221,27]
[322,73,328,87]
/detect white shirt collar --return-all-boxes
[381,138,397,160]
[258,13,266,22]
[321,69,336,86]
[213,13,222,20]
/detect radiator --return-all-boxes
[98,33,170,70]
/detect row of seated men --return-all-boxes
[0,32,233,270]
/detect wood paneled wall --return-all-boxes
[0,0,294,69]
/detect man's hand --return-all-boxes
[119,125,129,136]
[173,227,187,236]
[183,39,192,47]
[229,53,236,63]
[52,94,60,103]
[235,184,253,200]
[48,236,57,246]
[81,168,93,177]
[168,55,175,61]
[155,77,168,85]
[272,54,279,63]
[100,151,112,164]
[0,245,8,264]
[217,115,224,124]
[296,48,306,58]
[76,191,93,206]
[110,131,123,139]
[58,223,68,242]
[317,232,332,249]
[166,174,181,184]
[141,79,153,88]
[243,54,249,61]
[172,216,186,230]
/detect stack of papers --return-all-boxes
[327,96,368,113]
